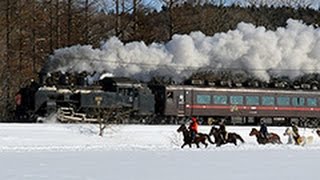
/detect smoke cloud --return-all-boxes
[45,19,320,82]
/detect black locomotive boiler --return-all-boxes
[15,76,155,123]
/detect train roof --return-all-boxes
[100,77,142,88]
[165,85,320,95]
[38,86,104,94]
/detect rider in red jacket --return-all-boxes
[188,117,199,142]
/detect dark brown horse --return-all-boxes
[176,124,214,148]
[209,126,245,147]
[316,129,320,137]
[249,128,282,144]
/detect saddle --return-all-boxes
[219,131,228,143]
[266,134,271,139]
[261,134,270,141]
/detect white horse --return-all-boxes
[283,127,313,146]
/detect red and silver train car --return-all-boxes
[154,85,320,126]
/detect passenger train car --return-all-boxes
[152,85,320,127]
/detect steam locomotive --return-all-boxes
[14,72,320,127]
[15,73,155,124]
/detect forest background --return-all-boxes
[0,0,319,120]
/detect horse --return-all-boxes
[283,127,313,146]
[209,126,245,147]
[316,129,320,137]
[249,128,282,144]
[176,124,214,148]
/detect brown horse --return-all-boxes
[176,124,214,148]
[249,128,282,144]
[209,126,245,147]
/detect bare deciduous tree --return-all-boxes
[245,0,313,7]
[2,0,13,119]
[96,106,132,136]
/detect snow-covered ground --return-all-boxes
[0,123,319,179]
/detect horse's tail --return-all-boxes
[205,134,215,144]
[235,134,245,143]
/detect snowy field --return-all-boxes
[0,123,320,180]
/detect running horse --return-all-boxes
[249,128,282,144]
[176,124,214,148]
[316,129,320,137]
[209,126,245,147]
[283,127,313,146]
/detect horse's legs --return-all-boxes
[216,140,221,147]
[181,143,187,148]
[189,143,192,148]
[202,140,208,148]
[196,142,200,148]
[233,139,237,145]
[287,135,293,144]
[301,138,306,146]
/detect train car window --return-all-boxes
[179,95,185,104]
[246,96,259,105]
[292,97,305,106]
[196,95,211,104]
[262,96,275,106]
[118,88,126,96]
[230,96,243,105]
[127,89,133,96]
[167,91,173,101]
[307,98,317,106]
[277,97,290,106]
[213,95,227,104]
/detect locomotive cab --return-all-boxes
[99,77,155,116]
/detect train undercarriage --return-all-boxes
[52,107,155,124]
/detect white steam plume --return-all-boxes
[46,19,320,82]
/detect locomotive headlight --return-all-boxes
[95,96,103,106]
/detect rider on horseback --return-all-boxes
[188,117,198,142]
[219,120,228,143]
[291,122,300,144]
[260,120,269,140]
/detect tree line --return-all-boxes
[0,0,319,120]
